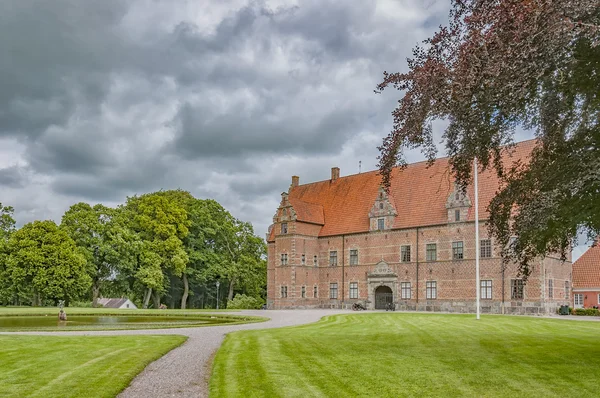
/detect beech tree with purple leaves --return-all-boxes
[377,0,599,276]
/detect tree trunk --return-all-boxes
[92,281,101,308]
[181,274,189,310]
[228,278,235,302]
[152,291,161,309]
[143,287,152,309]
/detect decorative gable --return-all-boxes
[368,186,397,231]
[445,183,472,223]
[273,192,297,224]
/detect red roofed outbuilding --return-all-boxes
[572,244,600,309]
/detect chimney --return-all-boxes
[291,175,299,187]
[331,167,340,181]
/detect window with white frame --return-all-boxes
[301,286,306,298]
[280,286,288,298]
[511,279,524,299]
[401,245,411,262]
[455,209,460,222]
[314,285,318,298]
[301,254,306,265]
[280,253,288,266]
[314,255,318,266]
[329,251,338,266]
[548,279,553,299]
[481,280,492,299]
[349,282,358,299]
[574,293,584,308]
[452,241,464,260]
[377,218,385,230]
[350,249,358,265]
[480,239,492,258]
[426,243,437,261]
[401,282,411,299]
[426,281,437,299]
[281,223,288,234]
[330,283,338,299]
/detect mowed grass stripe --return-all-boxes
[0,335,186,398]
[210,313,600,398]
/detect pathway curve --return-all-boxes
[3,310,351,397]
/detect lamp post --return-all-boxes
[216,281,220,310]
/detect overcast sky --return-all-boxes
[0,0,590,260]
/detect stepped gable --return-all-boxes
[573,244,600,289]
[267,139,536,241]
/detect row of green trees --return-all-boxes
[0,190,266,309]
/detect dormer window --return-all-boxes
[281,223,288,234]
[455,209,460,222]
[377,218,385,230]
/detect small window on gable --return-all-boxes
[281,223,288,234]
[282,208,287,216]
[455,209,460,222]
[379,202,384,210]
[455,191,460,200]
[377,218,385,230]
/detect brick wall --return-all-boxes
[267,220,572,314]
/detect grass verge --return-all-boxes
[0,334,186,398]
[210,313,600,398]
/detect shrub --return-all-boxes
[227,294,264,309]
[572,308,600,316]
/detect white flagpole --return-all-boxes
[474,157,480,320]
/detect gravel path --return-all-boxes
[118,309,350,398]
[2,310,350,397]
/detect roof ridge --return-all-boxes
[291,138,537,188]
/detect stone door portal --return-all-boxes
[375,285,393,309]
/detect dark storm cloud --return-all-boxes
[0,165,27,188]
[0,0,460,240]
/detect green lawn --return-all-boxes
[211,313,600,398]
[0,334,186,398]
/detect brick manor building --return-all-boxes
[266,140,572,314]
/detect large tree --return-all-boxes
[0,203,16,304]
[123,192,189,308]
[6,220,90,306]
[61,203,139,307]
[376,0,599,275]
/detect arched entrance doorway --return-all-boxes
[375,285,393,309]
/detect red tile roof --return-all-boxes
[573,244,600,289]
[268,139,537,241]
[289,198,324,225]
